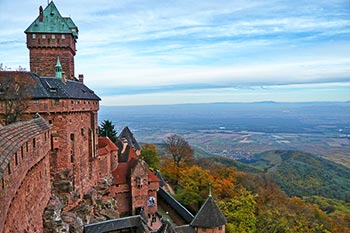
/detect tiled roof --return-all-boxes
[0,71,100,100]
[148,170,161,183]
[98,137,118,156]
[190,196,227,228]
[158,187,194,223]
[119,127,140,151]
[112,162,129,185]
[174,225,196,233]
[112,158,160,185]
[84,215,148,233]
[25,1,78,39]
[0,117,51,178]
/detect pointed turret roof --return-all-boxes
[25,1,78,39]
[119,126,140,151]
[190,196,227,228]
[55,57,62,68]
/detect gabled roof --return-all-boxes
[148,170,161,183]
[0,116,51,178]
[98,137,118,156]
[25,1,78,39]
[112,156,160,185]
[190,196,227,228]
[119,127,140,151]
[0,71,100,100]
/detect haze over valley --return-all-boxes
[100,101,350,167]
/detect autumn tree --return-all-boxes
[160,157,179,185]
[176,165,214,209]
[218,188,257,233]
[98,120,118,142]
[164,134,194,167]
[141,144,160,169]
[0,72,33,125]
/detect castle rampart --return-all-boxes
[0,117,51,232]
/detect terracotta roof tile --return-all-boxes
[112,163,129,185]
[148,170,161,182]
[98,137,118,156]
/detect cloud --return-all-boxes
[100,81,350,106]
[1,0,349,105]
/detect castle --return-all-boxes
[0,2,226,232]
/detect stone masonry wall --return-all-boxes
[131,161,149,215]
[197,226,225,233]
[4,156,51,233]
[45,110,98,209]
[0,124,51,232]
[27,33,76,78]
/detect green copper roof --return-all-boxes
[25,1,78,39]
[55,57,62,79]
[55,57,62,68]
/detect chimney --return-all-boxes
[62,71,67,84]
[78,74,84,83]
[39,6,44,22]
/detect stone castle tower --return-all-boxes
[25,1,78,79]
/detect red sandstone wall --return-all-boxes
[0,98,100,210]
[45,110,98,202]
[115,192,131,215]
[27,99,99,114]
[27,33,76,78]
[97,154,111,179]
[110,151,118,172]
[196,226,225,233]
[0,129,51,232]
[4,156,51,233]
[131,162,149,215]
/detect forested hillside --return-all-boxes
[157,139,350,232]
[239,150,350,201]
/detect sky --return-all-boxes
[0,0,349,105]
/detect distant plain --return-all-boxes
[99,102,350,167]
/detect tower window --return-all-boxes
[32,34,36,39]
[42,34,46,39]
[52,34,55,39]
[62,34,65,39]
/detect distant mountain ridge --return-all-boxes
[239,150,350,201]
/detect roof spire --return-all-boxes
[55,57,62,79]
[208,183,212,197]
